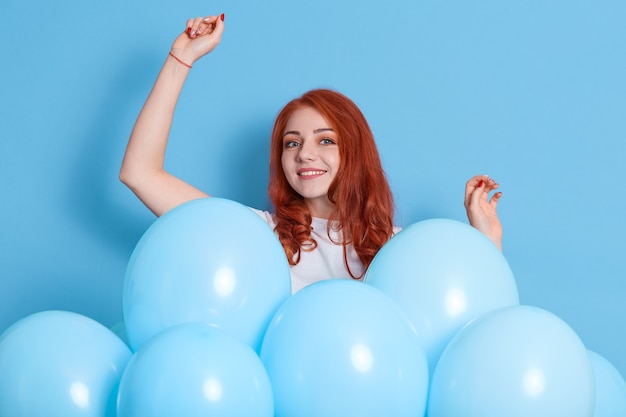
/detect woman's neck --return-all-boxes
[305,198,335,219]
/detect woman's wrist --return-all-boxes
[486,232,503,252]
[168,51,192,69]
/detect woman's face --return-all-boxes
[281,106,340,218]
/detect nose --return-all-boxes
[296,140,317,162]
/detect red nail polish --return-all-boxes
[187,27,191,33]
[220,13,225,21]
[477,180,484,188]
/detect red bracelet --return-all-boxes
[168,51,192,69]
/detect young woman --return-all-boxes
[120,13,503,293]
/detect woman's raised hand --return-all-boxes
[170,14,225,67]
[464,175,503,251]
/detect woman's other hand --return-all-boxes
[464,175,503,251]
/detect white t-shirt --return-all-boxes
[251,208,400,294]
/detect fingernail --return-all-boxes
[477,180,484,188]
[187,27,191,33]
[220,13,225,21]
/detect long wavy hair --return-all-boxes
[268,89,395,278]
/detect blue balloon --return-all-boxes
[117,322,273,417]
[0,311,132,417]
[428,305,595,417]
[260,280,429,417]
[123,198,291,352]
[588,350,626,417]
[364,218,519,374]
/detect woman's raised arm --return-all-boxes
[120,14,225,217]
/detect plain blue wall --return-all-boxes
[2,0,625,377]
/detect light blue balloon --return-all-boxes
[0,310,132,417]
[260,280,429,417]
[428,305,595,417]
[123,198,291,352]
[588,350,626,417]
[117,322,273,417]
[364,218,519,374]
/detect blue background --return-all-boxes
[2,0,624,376]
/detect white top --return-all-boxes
[251,208,365,293]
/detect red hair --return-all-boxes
[268,89,395,278]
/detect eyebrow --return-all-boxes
[282,128,335,138]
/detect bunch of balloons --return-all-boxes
[1,198,625,417]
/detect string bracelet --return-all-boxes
[168,51,192,69]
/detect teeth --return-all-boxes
[299,170,325,177]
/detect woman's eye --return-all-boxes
[284,140,300,148]
[320,138,335,145]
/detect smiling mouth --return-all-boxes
[298,170,327,177]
